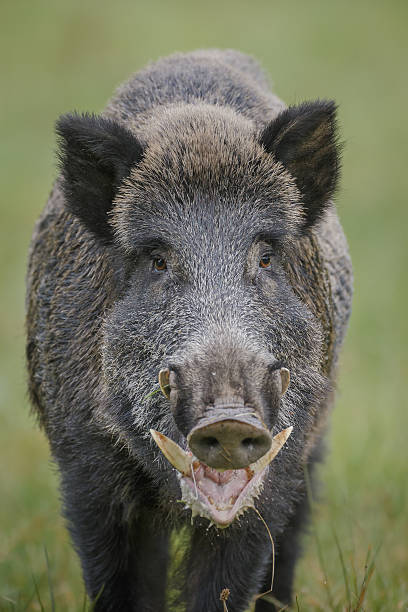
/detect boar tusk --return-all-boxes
[158,369,170,399]
[280,368,290,396]
[150,429,191,476]
[151,426,292,477]
[249,426,293,473]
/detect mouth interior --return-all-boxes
[180,458,266,527]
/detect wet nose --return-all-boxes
[187,418,272,470]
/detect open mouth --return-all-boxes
[150,426,292,528]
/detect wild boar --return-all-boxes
[26,49,353,611]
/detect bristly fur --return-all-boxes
[26,50,353,612]
[260,100,342,228]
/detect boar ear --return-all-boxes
[56,113,144,242]
[260,100,341,228]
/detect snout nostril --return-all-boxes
[202,436,219,450]
[242,437,255,449]
[241,437,266,454]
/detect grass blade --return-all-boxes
[303,464,336,611]
[144,387,161,399]
[31,573,45,612]
[332,526,352,608]
[354,545,377,612]
[0,595,16,611]
[44,546,55,612]
[87,584,105,611]
[81,589,88,612]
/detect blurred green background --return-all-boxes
[1,0,407,609]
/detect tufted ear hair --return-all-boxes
[260,100,341,228]
[56,113,144,242]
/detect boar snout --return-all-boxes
[187,413,272,470]
[163,345,291,463]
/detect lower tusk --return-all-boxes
[150,429,191,476]
[280,368,290,396]
[158,369,170,399]
[250,426,293,473]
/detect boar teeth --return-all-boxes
[249,426,293,473]
[150,429,191,476]
[280,368,290,396]
[158,369,170,399]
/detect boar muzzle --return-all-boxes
[159,361,291,470]
[187,409,272,470]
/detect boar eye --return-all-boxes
[153,257,167,271]
[259,254,272,269]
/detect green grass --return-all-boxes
[1,0,407,609]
